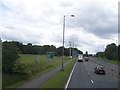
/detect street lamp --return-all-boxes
[69,41,72,58]
[62,15,75,71]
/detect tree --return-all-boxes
[11,41,23,53]
[96,52,105,58]
[2,41,83,57]
[105,43,117,60]
[64,48,69,56]
[22,43,33,54]
[118,45,120,60]
[56,46,63,56]
[2,41,20,73]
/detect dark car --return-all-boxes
[94,66,105,75]
[84,56,89,61]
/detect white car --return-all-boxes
[78,54,83,62]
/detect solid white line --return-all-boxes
[91,80,94,83]
[64,61,77,90]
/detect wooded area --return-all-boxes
[2,40,119,74]
[2,41,83,56]
[96,43,120,60]
[2,41,83,74]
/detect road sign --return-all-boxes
[72,50,77,55]
[46,52,54,59]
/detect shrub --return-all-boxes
[13,61,32,77]
[2,42,20,73]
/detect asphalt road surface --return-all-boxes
[68,58,118,88]
[90,57,118,71]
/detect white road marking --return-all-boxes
[91,80,94,83]
[88,72,89,74]
[65,61,77,90]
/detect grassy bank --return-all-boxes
[109,60,119,65]
[97,57,119,65]
[41,60,76,88]
[97,57,103,60]
[3,54,70,88]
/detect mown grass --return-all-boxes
[3,54,70,88]
[41,60,76,88]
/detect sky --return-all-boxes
[0,0,119,54]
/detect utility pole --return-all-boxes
[69,41,72,58]
[62,15,65,71]
[72,38,75,59]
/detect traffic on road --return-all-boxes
[67,57,118,88]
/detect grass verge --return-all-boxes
[3,54,70,88]
[41,60,76,88]
[97,57,119,65]
[97,57,104,60]
[108,60,119,65]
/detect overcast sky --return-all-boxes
[0,0,119,54]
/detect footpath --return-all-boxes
[18,60,72,88]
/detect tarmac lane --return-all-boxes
[67,59,118,89]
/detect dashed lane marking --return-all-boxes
[91,80,94,83]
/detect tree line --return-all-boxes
[3,41,83,56]
[2,40,83,74]
[96,43,120,60]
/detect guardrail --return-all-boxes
[90,57,119,78]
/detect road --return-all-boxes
[67,58,118,88]
[91,57,118,71]
[90,57,119,78]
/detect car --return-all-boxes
[84,56,89,61]
[94,66,105,75]
[78,54,83,62]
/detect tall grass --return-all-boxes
[3,54,70,88]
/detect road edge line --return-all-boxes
[64,61,77,90]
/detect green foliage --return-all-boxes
[118,45,120,60]
[2,41,20,73]
[3,54,69,88]
[105,43,117,60]
[96,43,119,61]
[13,60,32,77]
[4,41,83,56]
[2,73,28,88]
[72,47,83,54]
[96,52,105,58]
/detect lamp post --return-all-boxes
[62,15,75,71]
[69,41,72,58]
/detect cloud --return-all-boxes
[0,0,119,54]
[67,2,118,39]
[60,1,73,8]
